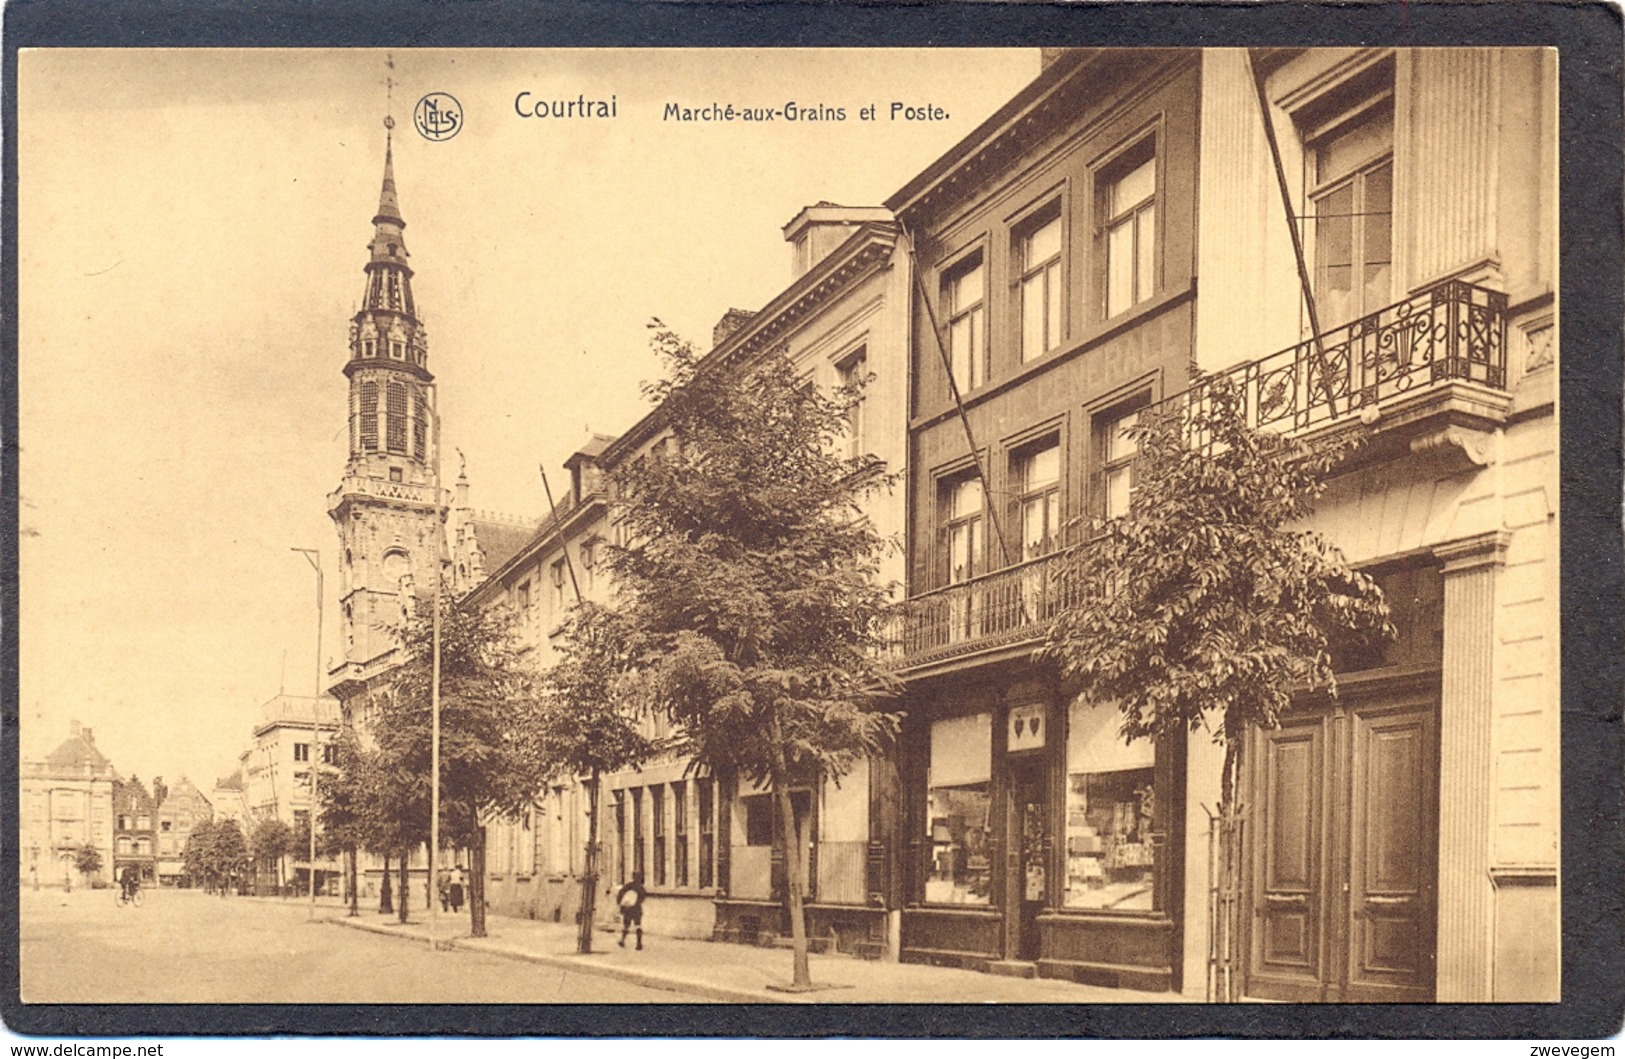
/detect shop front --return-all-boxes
[899,668,1184,991]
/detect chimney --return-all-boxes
[81,727,94,747]
[712,308,757,348]
[782,202,893,279]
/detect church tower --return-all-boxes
[326,120,446,720]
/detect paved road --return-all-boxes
[19,887,685,1004]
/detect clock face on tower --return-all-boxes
[381,549,409,586]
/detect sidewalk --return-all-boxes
[328,907,1192,1004]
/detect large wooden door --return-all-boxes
[1245,693,1438,1002]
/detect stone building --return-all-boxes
[20,721,117,889]
[111,775,157,887]
[154,776,214,887]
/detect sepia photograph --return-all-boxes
[11,33,1580,1033]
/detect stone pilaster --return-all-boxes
[1405,50,1502,290]
[1433,529,1510,1001]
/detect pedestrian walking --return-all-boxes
[448,866,465,914]
[437,868,451,913]
[616,872,647,950]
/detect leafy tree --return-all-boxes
[1042,371,1392,811]
[609,330,900,989]
[211,818,250,894]
[375,595,549,936]
[73,843,102,884]
[182,819,215,890]
[250,817,294,894]
[318,728,370,915]
[537,600,661,953]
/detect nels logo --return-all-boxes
[414,93,463,142]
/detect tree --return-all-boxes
[250,817,294,895]
[1040,373,1391,998]
[537,601,661,954]
[609,330,900,990]
[182,819,215,890]
[318,728,370,916]
[375,595,550,937]
[73,843,102,885]
[211,818,250,895]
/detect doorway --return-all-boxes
[1244,690,1439,1002]
[1006,755,1048,962]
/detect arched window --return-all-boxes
[358,382,379,452]
[412,389,429,460]
[386,382,408,453]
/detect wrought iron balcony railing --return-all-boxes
[1161,280,1507,442]
[887,280,1509,670]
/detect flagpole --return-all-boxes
[430,392,444,951]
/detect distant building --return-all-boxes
[244,694,342,893]
[154,777,213,887]
[21,720,117,889]
[210,765,251,826]
[112,775,158,886]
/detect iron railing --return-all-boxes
[887,281,1509,668]
[1159,280,1507,441]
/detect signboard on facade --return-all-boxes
[1008,703,1046,753]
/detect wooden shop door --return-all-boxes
[1245,692,1438,1002]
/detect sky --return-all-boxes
[18,47,1041,790]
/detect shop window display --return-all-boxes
[925,712,992,905]
[1065,698,1156,910]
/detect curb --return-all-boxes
[328,916,785,1003]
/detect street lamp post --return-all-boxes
[292,547,323,921]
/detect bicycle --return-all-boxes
[116,885,142,908]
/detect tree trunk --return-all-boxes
[397,852,410,924]
[773,777,813,989]
[347,847,359,917]
[577,772,601,955]
[379,853,393,914]
[469,825,488,937]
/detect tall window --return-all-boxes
[579,540,596,594]
[925,713,992,905]
[697,778,715,889]
[631,787,646,881]
[385,381,408,454]
[944,258,986,394]
[651,785,667,887]
[412,389,429,460]
[940,475,985,585]
[516,580,532,625]
[1018,213,1063,361]
[1100,143,1157,318]
[673,783,690,888]
[1309,96,1394,327]
[1014,439,1062,560]
[293,743,310,763]
[358,382,379,452]
[836,349,868,459]
[1095,404,1142,521]
[550,560,568,616]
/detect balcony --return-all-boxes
[889,280,1509,672]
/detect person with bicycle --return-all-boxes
[119,865,140,905]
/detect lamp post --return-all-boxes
[292,547,323,921]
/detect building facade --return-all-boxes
[154,776,214,887]
[879,47,1557,1001]
[20,721,117,889]
[112,775,158,887]
[243,694,342,893]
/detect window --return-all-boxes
[651,785,667,887]
[293,743,310,763]
[385,382,408,453]
[550,560,568,615]
[322,744,336,766]
[836,349,868,459]
[1013,439,1062,560]
[1064,698,1156,910]
[673,783,690,888]
[926,713,992,905]
[117,836,131,854]
[388,467,403,483]
[136,815,150,831]
[391,340,404,360]
[613,791,627,886]
[1100,142,1157,318]
[631,788,646,881]
[939,474,985,586]
[944,257,986,394]
[1094,402,1144,521]
[1018,212,1063,360]
[161,820,172,832]
[117,814,130,831]
[516,580,532,623]
[358,382,379,452]
[413,389,429,461]
[1308,95,1394,327]
[698,778,715,889]
[579,540,596,594]
[743,795,774,847]
[135,838,150,856]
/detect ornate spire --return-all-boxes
[346,116,428,381]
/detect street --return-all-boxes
[18,887,687,1004]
